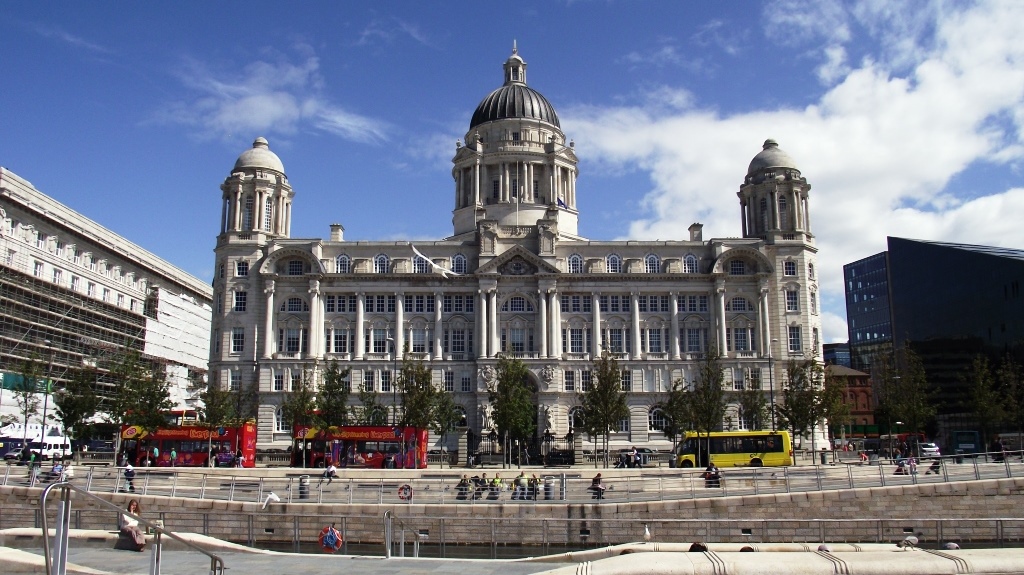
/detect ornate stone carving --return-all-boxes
[498,256,536,276]
[540,365,556,384]
[479,365,496,387]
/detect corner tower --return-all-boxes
[450,44,583,241]
[737,139,813,244]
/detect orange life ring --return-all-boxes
[318,525,342,553]
[398,484,413,501]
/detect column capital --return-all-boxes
[263,279,276,294]
[308,279,321,294]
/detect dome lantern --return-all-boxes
[469,44,560,130]
[233,137,286,175]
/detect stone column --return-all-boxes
[488,290,498,356]
[670,292,680,360]
[308,280,322,358]
[716,285,728,353]
[538,289,548,358]
[549,290,560,358]
[474,161,480,205]
[592,293,602,357]
[355,293,365,360]
[262,280,275,358]
[759,285,771,354]
[770,190,780,230]
[631,292,641,360]
[395,292,405,357]
[434,292,443,359]
[478,290,488,359]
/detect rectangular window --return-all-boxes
[233,291,247,312]
[443,371,455,392]
[71,276,80,292]
[363,371,375,392]
[290,374,300,392]
[236,261,249,276]
[608,329,624,353]
[660,295,670,312]
[464,296,473,313]
[560,295,568,313]
[620,369,632,392]
[426,296,435,313]
[687,328,703,352]
[733,368,745,391]
[286,328,301,353]
[229,371,240,392]
[734,328,748,351]
[274,374,284,391]
[334,329,349,353]
[51,268,62,285]
[325,295,335,313]
[451,329,466,353]
[581,370,592,392]
[492,180,499,199]
[730,260,745,275]
[648,329,663,353]
[348,296,357,313]
[103,288,110,302]
[380,370,392,393]
[412,329,427,353]
[415,295,425,313]
[599,295,608,312]
[373,328,388,353]
[810,292,817,314]
[699,295,708,312]
[788,326,802,352]
[569,328,584,353]
[638,295,648,313]
[214,330,221,354]
[786,290,799,312]
[387,295,396,313]
[582,296,592,313]
[461,375,472,393]
[34,261,43,277]
[784,261,797,276]
[443,295,453,313]
[564,371,575,392]
[117,294,125,307]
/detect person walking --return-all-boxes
[169,448,177,467]
[123,462,136,492]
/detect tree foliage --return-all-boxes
[776,359,823,447]
[53,366,101,451]
[735,383,769,432]
[488,355,535,443]
[819,366,851,442]
[398,357,437,430]
[315,360,351,428]
[996,354,1024,435]
[890,345,936,434]
[106,349,173,434]
[687,346,727,436]
[198,372,236,459]
[280,368,317,430]
[579,352,629,467]
[431,391,462,468]
[966,355,1005,451]
[12,354,44,443]
[355,384,389,425]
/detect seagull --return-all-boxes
[262,492,280,510]
[897,536,918,550]
[943,542,960,550]
[643,524,651,543]
[817,544,831,553]
[411,245,460,278]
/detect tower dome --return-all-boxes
[233,137,285,174]
[747,139,798,176]
[469,44,560,129]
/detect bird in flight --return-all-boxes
[411,245,461,278]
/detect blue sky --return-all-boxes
[2,1,1023,345]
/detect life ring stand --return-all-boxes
[398,484,413,501]
[318,524,343,553]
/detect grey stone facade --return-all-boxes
[209,48,823,450]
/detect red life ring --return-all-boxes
[318,525,342,553]
[398,484,413,501]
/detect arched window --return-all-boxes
[760,197,769,231]
[648,408,668,432]
[778,196,788,228]
[242,196,254,230]
[281,297,309,312]
[413,255,430,274]
[501,296,534,312]
[606,254,622,274]
[275,406,289,433]
[335,255,351,274]
[569,406,586,430]
[567,254,584,274]
[725,297,751,312]
[645,254,660,274]
[451,253,468,275]
[683,254,698,274]
[808,263,815,280]
[374,254,390,274]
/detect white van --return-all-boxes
[24,438,72,461]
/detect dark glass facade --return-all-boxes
[844,251,893,373]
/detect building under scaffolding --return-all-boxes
[0,167,212,422]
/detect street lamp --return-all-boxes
[41,340,55,445]
[385,337,399,426]
[768,338,778,431]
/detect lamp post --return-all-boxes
[768,338,778,431]
[40,340,55,447]
[385,337,398,426]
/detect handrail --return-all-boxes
[40,481,225,575]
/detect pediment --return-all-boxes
[476,245,560,275]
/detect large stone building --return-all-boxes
[210,47,824,451]
[0,168,213,423]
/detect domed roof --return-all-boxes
[233,137,285,174]
[747,139,798,175]
[469,46,560,130]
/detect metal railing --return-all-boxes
[39,481,225,575]
[3,452,1020,509]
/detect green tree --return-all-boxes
[315,360,351,428]
[819,366,851,446]
[355,384,389,425]
[776,359,823,452]
[398,357,437,430]
[12,354,44,445]
[893,345,935,437]
[661,378,692,453]
[579,352,629,467]
[966,355,1004,457]
[488,355,535,467]
[735,384,769,432]
[106,349,173,437]
[996,354,1024,438]
[687,346,727,437]
[431,391,462,469]
[198,373,236,464]
[281,368,317,467]
[53,366,101,459]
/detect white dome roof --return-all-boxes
[233,137,285,174]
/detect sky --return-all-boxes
[1,1,1023,346]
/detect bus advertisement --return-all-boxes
[120,421,257,468]
[293,425,428,469]
[675,430,793,468]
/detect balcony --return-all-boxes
[645,352,668,360]
[506,352,540,359]
[565,353,591,361]
[364,352,393,361]
[735,351,758,358]
[324,353,351,361]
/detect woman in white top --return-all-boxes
[118,499,146,551]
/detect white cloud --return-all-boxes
[153,50,389,144]
[32,23,111,54]
[565,0,1024,345]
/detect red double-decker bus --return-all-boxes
[292,425,428,469]
[120,412,257,468]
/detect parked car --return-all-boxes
[919,443,941,459]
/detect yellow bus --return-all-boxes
[675,430,793,468]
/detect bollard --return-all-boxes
[955,450,964,464]
[299,475,310,500]
[820,449,827,465]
